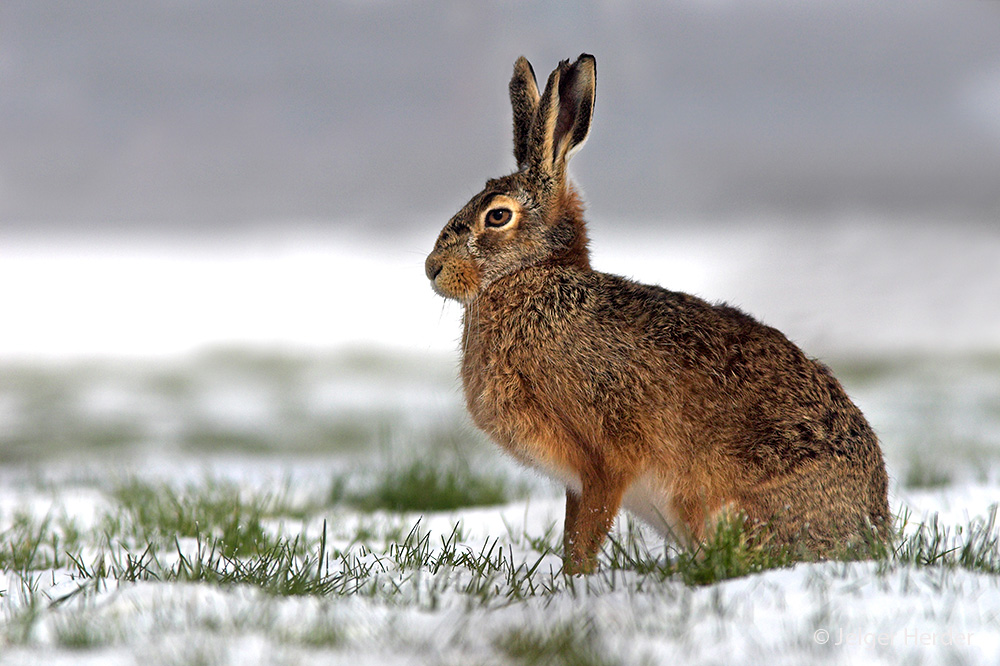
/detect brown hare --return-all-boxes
[425,54,890,574]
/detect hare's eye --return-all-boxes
[485,208,513,228]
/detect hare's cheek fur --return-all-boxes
[430,257,480,303]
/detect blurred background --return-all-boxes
[5,0,1000,230]
[1,1,998,483]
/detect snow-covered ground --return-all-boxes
[0,344,998,665]
[1,220,998,664]
[0,473,998,666]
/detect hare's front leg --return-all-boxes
[563,488,580,559]
[562,471,628,575]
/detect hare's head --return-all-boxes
[426,54,597,303]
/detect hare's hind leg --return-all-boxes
[562,470,629,575]
[738,458,889,558]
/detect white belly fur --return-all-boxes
[529,457,582,496]
[526,457,680,538]
[621,471,681,537]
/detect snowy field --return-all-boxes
[1,221,999,664]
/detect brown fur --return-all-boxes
[425,54,890,574]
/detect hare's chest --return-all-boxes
[461,336,543,424]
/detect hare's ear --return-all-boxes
[509,56,540,170]
[534,54,596,176]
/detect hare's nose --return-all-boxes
[425,256,443,281]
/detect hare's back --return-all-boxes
[590,270,875,443]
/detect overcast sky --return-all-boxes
[3,0,999,238]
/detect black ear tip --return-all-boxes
[573,54,597,80]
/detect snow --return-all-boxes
[2,218,998,360]
[1,464,998,665]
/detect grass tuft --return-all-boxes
[53,611,117,649]
[289,617,346,648]
[604,514,797,585]
[109,478,284,557]
[891,505,1000,574]
[0,574,46,646]
[496,619,625,666]
[903,455,953,489]
[0,511,84,572]
[671,517,795,586]
[340,458,514,512]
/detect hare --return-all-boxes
[425,54,890,574]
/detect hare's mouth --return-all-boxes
[430,278,477,305]
[428,258,481,304]
[429,277,456,300]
